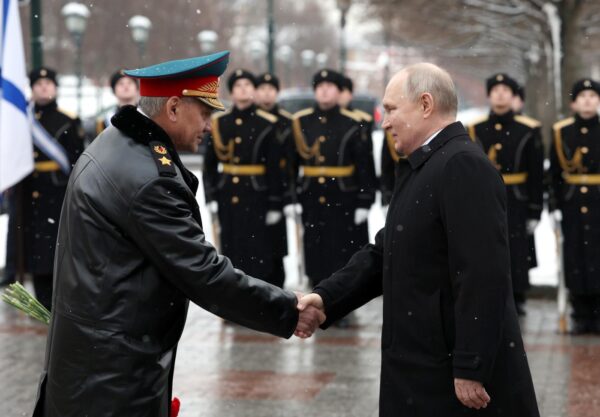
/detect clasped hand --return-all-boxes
[293,293,326,338]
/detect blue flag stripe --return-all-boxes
[1,76,27,115]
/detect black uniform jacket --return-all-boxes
[314,122,539,417]
[32,105,298,417]
[550,114,600,294]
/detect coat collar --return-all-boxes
[575,113,600,128]
[111,105,199,195]
[407,121,468,170]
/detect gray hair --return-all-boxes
[401,63,458,117]
[138,96,168,118]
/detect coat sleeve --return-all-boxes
[127,176,299,339]
[313,228,384,327]
[202,135,220,203]
[440,152,510,384]
[351,124,377,208]
[548,129,564,212]
[265,127,284,211]
[525,127,544,220]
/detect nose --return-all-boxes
[381,115,390,130]
[203,118,212,135]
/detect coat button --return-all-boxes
[318,135,326,143]
[319,196,326,204]
[581,206,589,214]
[494,143,502,150]
[494,123,502,131]
[318,177,326,184]
[581,146,589,154]
[581,186,589,194]
[33,151,39,158]
[235,118,243,126]
[232,196,240,204]
[320,117,327,124]
[234,137,242,144]
[232,176,240,184]
[32,191,40,199]
[581,127,589,135]
[233,156,241,163]
[318,156,326,162]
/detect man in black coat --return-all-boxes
[4,67,83,308]
[292,69,376,287]
[298,63,539,417]
[203,69,284,284]
[550,78,600,334]
[32,52,323,417]
[466,74,544,315]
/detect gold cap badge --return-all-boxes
[153,145,167,155]
[40,69,47,77]
[496,74,504,82]
[584,80,592,88]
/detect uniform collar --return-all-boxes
[407,122,467,170]
[232,103,256,117]
[575,113,600,127]
[314,103,340,117]
[34,100,58,113]
[489,109,514,125]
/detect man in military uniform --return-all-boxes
[292,69,376,290]
[254,72,296,287]
[467,73,544,315]
[550,79,600,334]
[32,52,322,417]
[203,69,284,286]
[4,67,83,308]
[85,69,139,142]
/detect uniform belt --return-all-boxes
[502,173,528,185]
[35,161,61,172]
[301,165,355,177]
[563,174,600,185]
[221,164,266,176]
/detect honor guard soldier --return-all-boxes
[255,72,296,286]
[292,69,376,289]
[467,73,544,315]
[7,67,84,309]
[550,79,600,334]
[85,69,139,143]
[203,69,285,286]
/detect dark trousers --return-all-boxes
[266,257,285,288]
[570,294,600,322]
[33,273,53,311]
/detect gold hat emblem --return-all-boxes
[321,70,328,77]
[265,74,272,81]
[154,145,167,155]
[40,69,47,77]
[584,80,592,88]
[496,74,504,82]
[236,69,243,76]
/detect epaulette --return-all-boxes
[149,141,177,177]
[293,107,314,120]
[352,108,373,122]
[514,114,541,129]
[256,108,278,123]
[58,108,78,120]
[278,108,293,120]
[552,117,575,132]
[340,107,362,122]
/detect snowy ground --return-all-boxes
[0,133,558,288]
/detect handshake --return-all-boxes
[294,292,326,339]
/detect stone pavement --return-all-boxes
[1,293,599,417]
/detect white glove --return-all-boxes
[552,210,563,222]
[266,210,283,225]
[382,205,389,218]
[526,219,539,235]
[208,201,218,214]
[354,208,369,225]
[283,203,302,217]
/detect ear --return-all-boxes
[421,93,434,118]
[165,96,181,122]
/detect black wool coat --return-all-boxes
[315,122,540,417]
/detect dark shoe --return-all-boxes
[570,319,591,335]
[515,302,527,317]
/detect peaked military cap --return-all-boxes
[110,69,138,93]
[124,50,230,111]
[312,68,343,90]
[29,67,58,88]
[570,78,600,101]
[256,72,280,90]
[486,73,518,96]
[227,68,256,93]
[340,75,353,93]
[516,84,525,102]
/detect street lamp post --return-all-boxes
[197,30,218,54]
[267,0,275,74]
[337,0,351,75]
[277,45,293,87]
[128,15,152,66]
[301,49,315,86]
[61,2,90,117]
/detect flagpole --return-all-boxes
[30,0,43,68]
